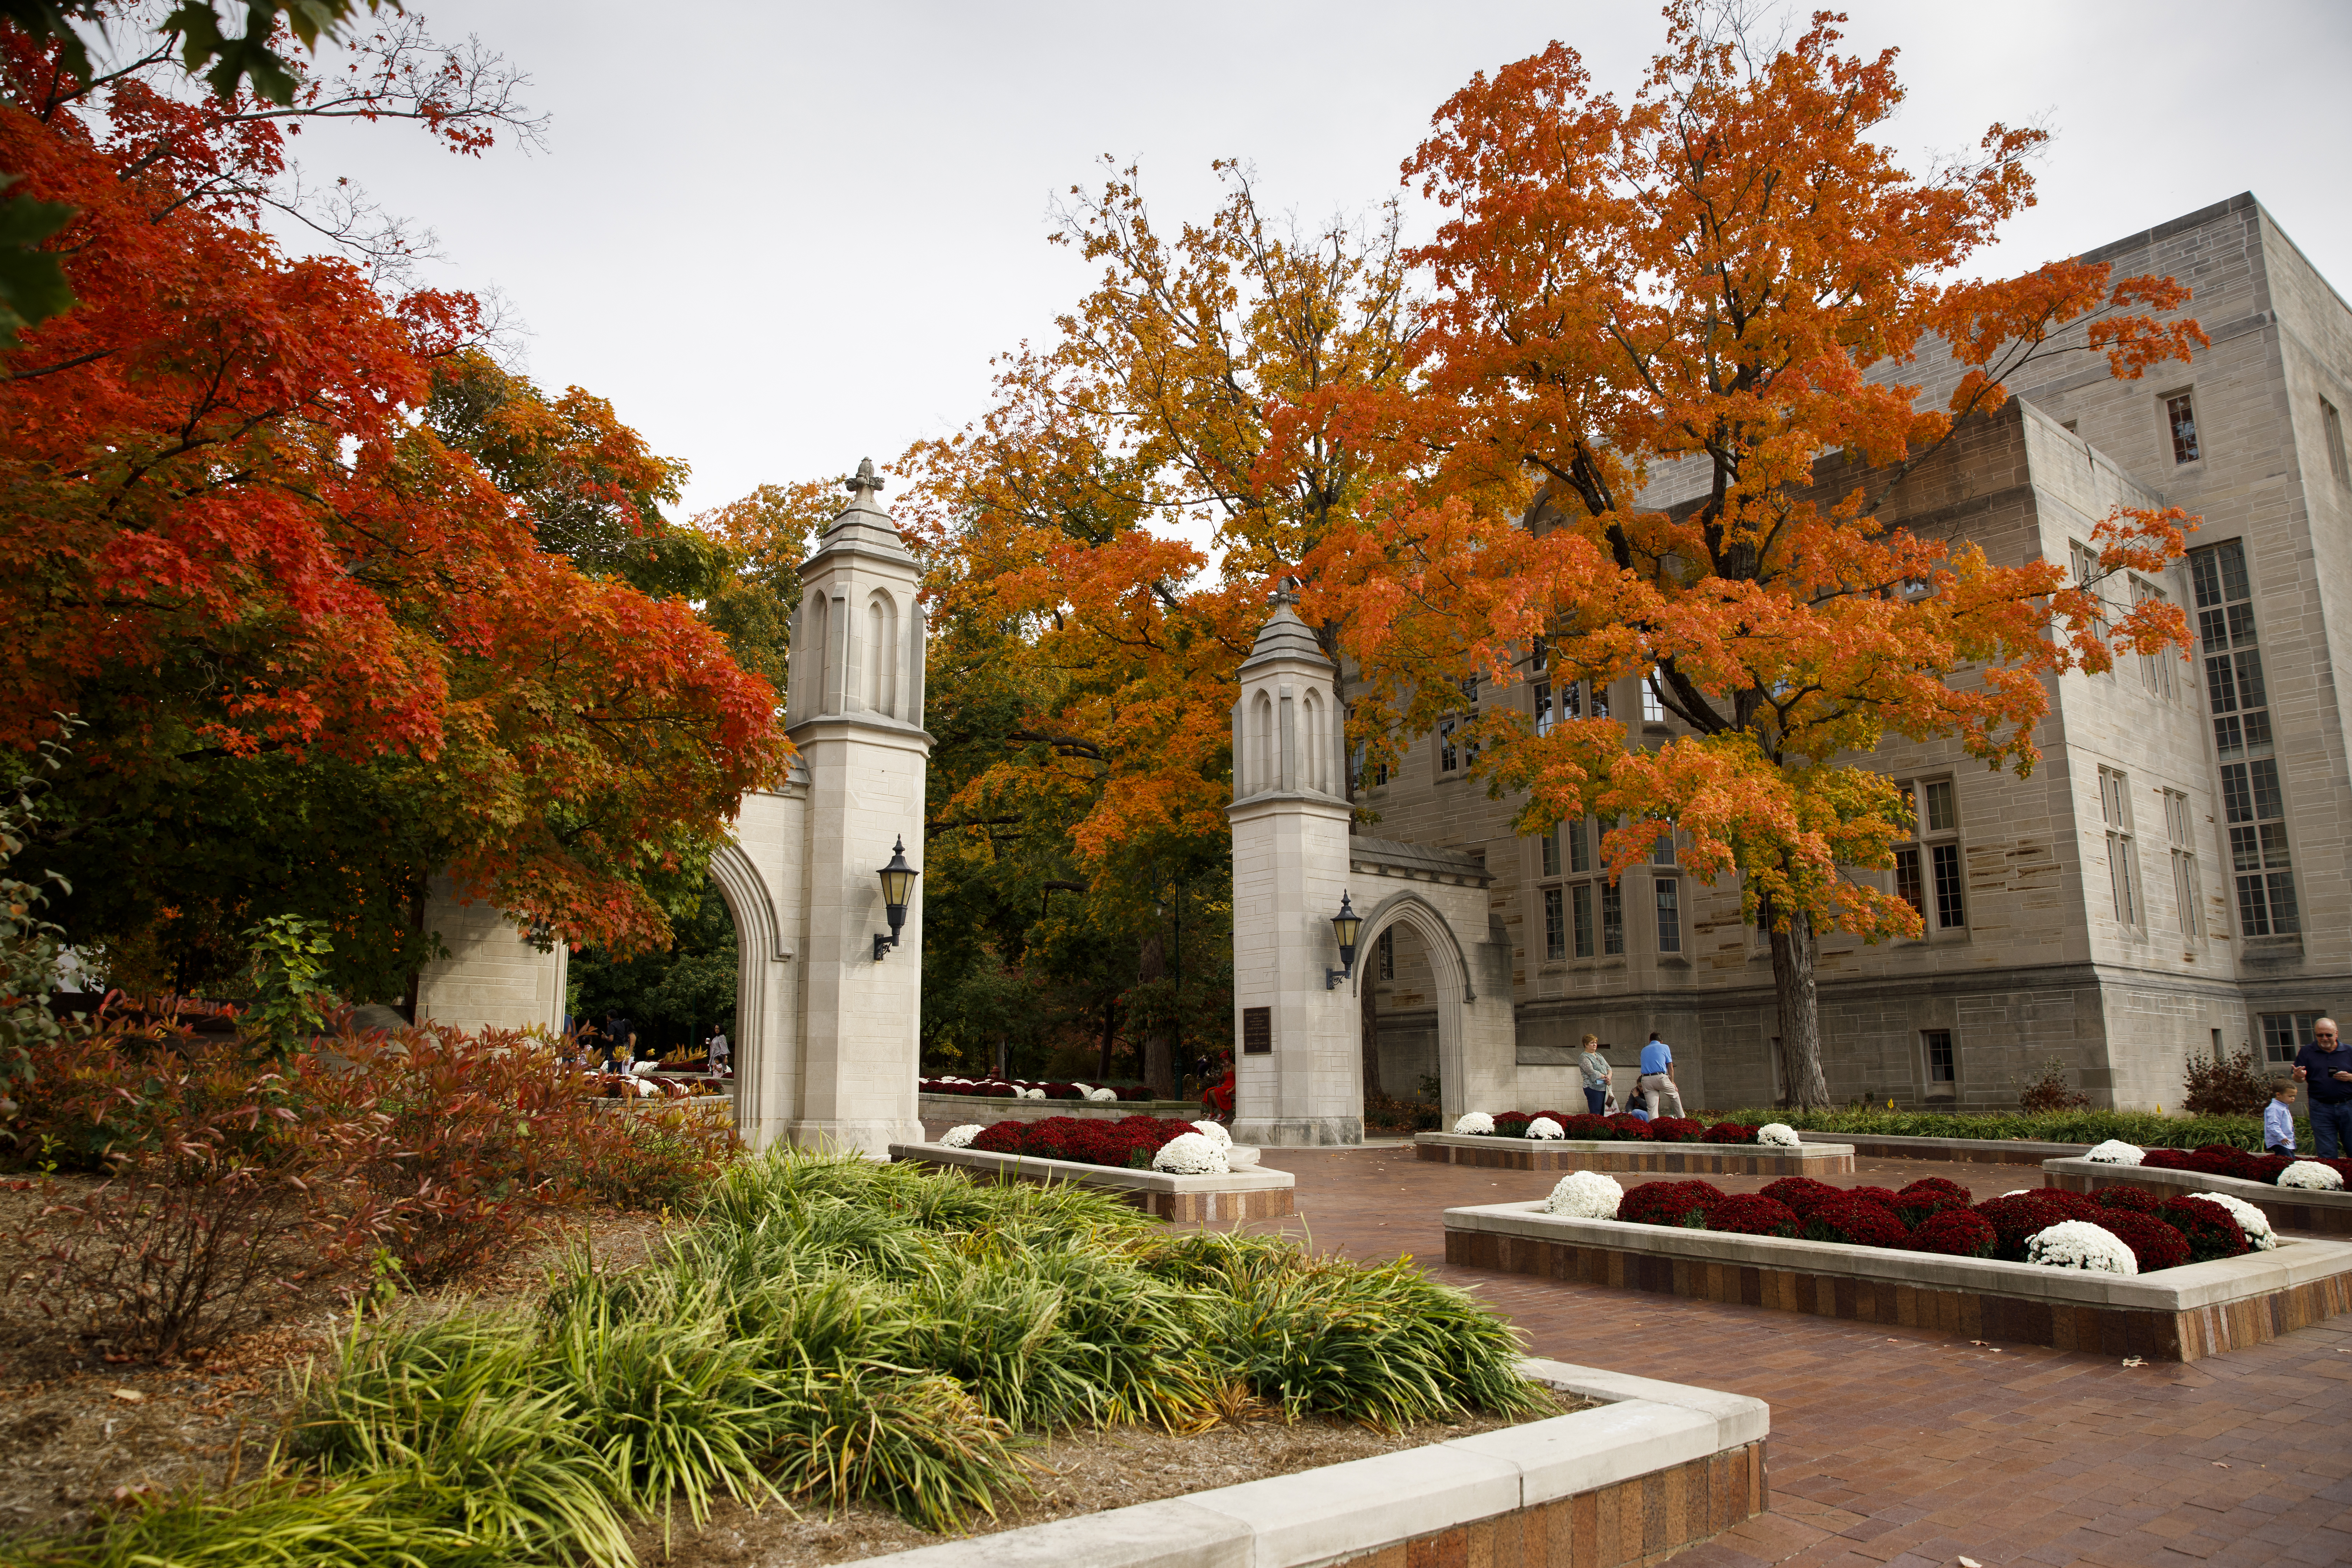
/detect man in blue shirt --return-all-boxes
[1637,1031,1685,1119]
[2291,1018,2352,1158]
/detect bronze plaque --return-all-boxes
[1241,1006,1272,1055]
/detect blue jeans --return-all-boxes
[1583,1087,1608,1116]
[2310,1099,2352,1160]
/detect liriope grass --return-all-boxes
[10,1148,1545,1568]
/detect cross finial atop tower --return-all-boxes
[1267,575,1301,609]
[844,457,884,501]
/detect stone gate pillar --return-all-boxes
[779,459,932,1155]
[1227,592,1362,1146]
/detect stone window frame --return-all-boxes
[2097,765,2144,934]
[2161,386,2203,467]
[1891,776,1968,940]
[1920,1027,1959,1097]
[2191,539,2301,939]
[2162,787,2205,942]
[1536,817,1611,964]
[2319,396,2349,488]
[2130,575,2176,700]
[2261,1011,2330,1067]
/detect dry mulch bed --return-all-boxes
[0,1176,677,1542]
[632,1389,1590,1568]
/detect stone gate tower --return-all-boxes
[1227,591,1363,1146]
[778,458,932,1154]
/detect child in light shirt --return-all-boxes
[2264,1080,2298,1156]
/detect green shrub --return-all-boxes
[1717,1106,2300,1152]
[0,1476,499,1568]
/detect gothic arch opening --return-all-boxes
[1351,889,1474,1126]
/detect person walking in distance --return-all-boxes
[1578,1035,1611,1117]
[2291,1018,2352,1158]
[708,1027,731,1077]
[2263,1078,2297,1157]
[1637,1031,1685,1119]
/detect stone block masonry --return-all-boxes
[1415,1132,1855,1176]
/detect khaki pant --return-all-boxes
[1638,1072,1684,1118]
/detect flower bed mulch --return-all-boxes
[965,1114,1208,1170]
[1591,1175,2263,1274]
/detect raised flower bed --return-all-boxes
[1442,1174,2352,1361]
[1418,1112,1854,1175]
[895,1115,1289,1222]
[918,1075,1199,1126]
[857,1357,1767,1568]
[2046,1147,2352,1237]
[892,1140,1295,1223]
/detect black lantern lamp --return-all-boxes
[873,837,919,961]
[1325,890,1364,989]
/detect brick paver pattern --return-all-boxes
[1276,1146,2352,1568]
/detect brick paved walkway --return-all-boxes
[1273,1146,2352,1568]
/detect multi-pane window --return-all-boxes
[2098,766,2142,929]
[1570,883,1595,958]
[1533,682,1555,737]
[1546,817,1607,961]
[2262,1012,2328,1066]
[1601,882,1624,955]
[2131,577,2175,699]
[1543,887,1566,961]
[1893,777,1965,932]
[1437,714,1459,773]
[1564,817,1592,875]
[1652,831,1675,867]
[1923,1029,1956,1086]
[1540,829,1560,878]
[1377,929,1394,981]
[2321,398,2348,488]
[1654,877,1682,953]
[1642,675,1666,723]
[2166,390,2201,464]
[2164,788,2203,940]
[2192,540,2298,936]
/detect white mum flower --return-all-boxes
[1085,1087,1118,1102]
[1526,1116,1566,1140]
[2183,1190,2277,1250]
[1189,1120,1233,1148]
[2085,1140,2146,1166]
[1545,1169,1622,1218]
[2025,1220,2138,1275]
[1454,1111,1496,1135]
[939,1124,985,1149]
[2279,1161,2345,1191]
[1020,1086,1046,1100]
[1152,1132,1230,1175]
[1756,1123,1801,1148]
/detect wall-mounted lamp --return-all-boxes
[874,837,919,960]
[1324,890,1363,989]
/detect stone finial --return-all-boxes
[1268,575,1302,609]
[844,457,884,501]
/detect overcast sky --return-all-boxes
[285,0,2352,521]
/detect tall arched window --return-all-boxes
[808,592,831,714]
[1302,690,1325,793]
[865,591,899,717]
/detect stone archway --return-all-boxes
[1348,888,1476,1122]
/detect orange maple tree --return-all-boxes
[1311,7,2204,1105]
[0,11,788,994]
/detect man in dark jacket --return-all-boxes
[2292,1018,2352,1158]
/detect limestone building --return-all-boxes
[1355,193,2352,1116]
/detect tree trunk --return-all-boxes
[1098,997,1119,1084]
[1137,934,1177,1099]
[1766,899,1832,1109]
[1359,966,1382,1100]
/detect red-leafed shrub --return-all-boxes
[1701,1121,1754,1144]
[1648,1116,1705,1143]
[1758,1177,1841,1217]
[2093,1185,2163,1214]
[1973,1194,2074,1261]
[1841,1186,1905,1213]
[2037,1188,2112,1224]
[2158,1196,2250,1262]
[1603,1114,1656,1140]
[1617,1180,1724,1227]
[1802,1197,1911,1248]
[1899,1177,1973,1205]
[966,1114,1199,1169]
[1704,1194,1801,1237]
[1492,1112,1534,1137]
[1560,1114,1612,1140]
[2093,1211,2192,1273]
[1907,1208,1998,1259]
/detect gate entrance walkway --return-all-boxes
[1272,1146,2352,1568]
